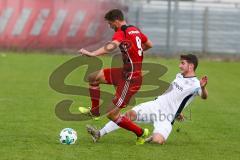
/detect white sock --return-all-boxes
[99,121,120,137]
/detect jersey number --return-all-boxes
[136,36,143,56]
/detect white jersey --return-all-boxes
[131,73,202,140]
[155,73,202,119]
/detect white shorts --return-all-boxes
[132,100,173,141]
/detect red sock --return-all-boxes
[89,85,100,116]
[114,115,143,137]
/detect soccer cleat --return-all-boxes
[86,124,100,143]
[145,136,153,143]
[92,117,100,121]
[136,128,149,145]
[79,107,90,114]
[79,107,100,120]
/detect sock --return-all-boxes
[114,115,143,137]
[89,84,100,116]
[99,121,120,137]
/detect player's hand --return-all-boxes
[176,113,185,122]
[200,76,208,88]
[78,48,91,56]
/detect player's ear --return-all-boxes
[189,63,194,71]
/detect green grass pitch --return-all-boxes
[0,52,239,160]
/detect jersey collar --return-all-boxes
[181,73,196,78]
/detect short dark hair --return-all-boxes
[180,54,198,71]
[104,9,124,21]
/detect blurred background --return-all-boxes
[127,0,240,55]
[1,1,240,159]
[0,0,240,56]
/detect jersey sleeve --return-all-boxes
[176,73,182,78]
[194,81,202,96]
[112,31,124,42]
[197,88,202,96]
[140,32,148,43]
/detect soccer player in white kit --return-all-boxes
[86,54,208,144]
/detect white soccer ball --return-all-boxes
[59,128,77,145]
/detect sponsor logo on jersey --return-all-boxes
[173,82,183,91]
[128,30,140,35]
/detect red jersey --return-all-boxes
[112,25,148,80]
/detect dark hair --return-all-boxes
[180,54,198,71]
[104,9,124,21]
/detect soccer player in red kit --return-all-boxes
[78,9,153,144]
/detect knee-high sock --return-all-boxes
[114,115,143,137]
[89,84,100,116]
[100,116,147,137]
[99,121,120,137]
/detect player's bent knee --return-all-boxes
[88,70,103,83]
[152,134,165,145]
[87,73,97,83]
[88,70,106,85]
[152,138,165,145]
[153,139,165,145]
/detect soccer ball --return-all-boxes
[59,128,77,145]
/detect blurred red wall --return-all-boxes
[0,0,126,49]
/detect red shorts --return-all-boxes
[103,68,142,108]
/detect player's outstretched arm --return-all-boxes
[142,39,153,51]
[200,76,208,99]
[78,40,120,56]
